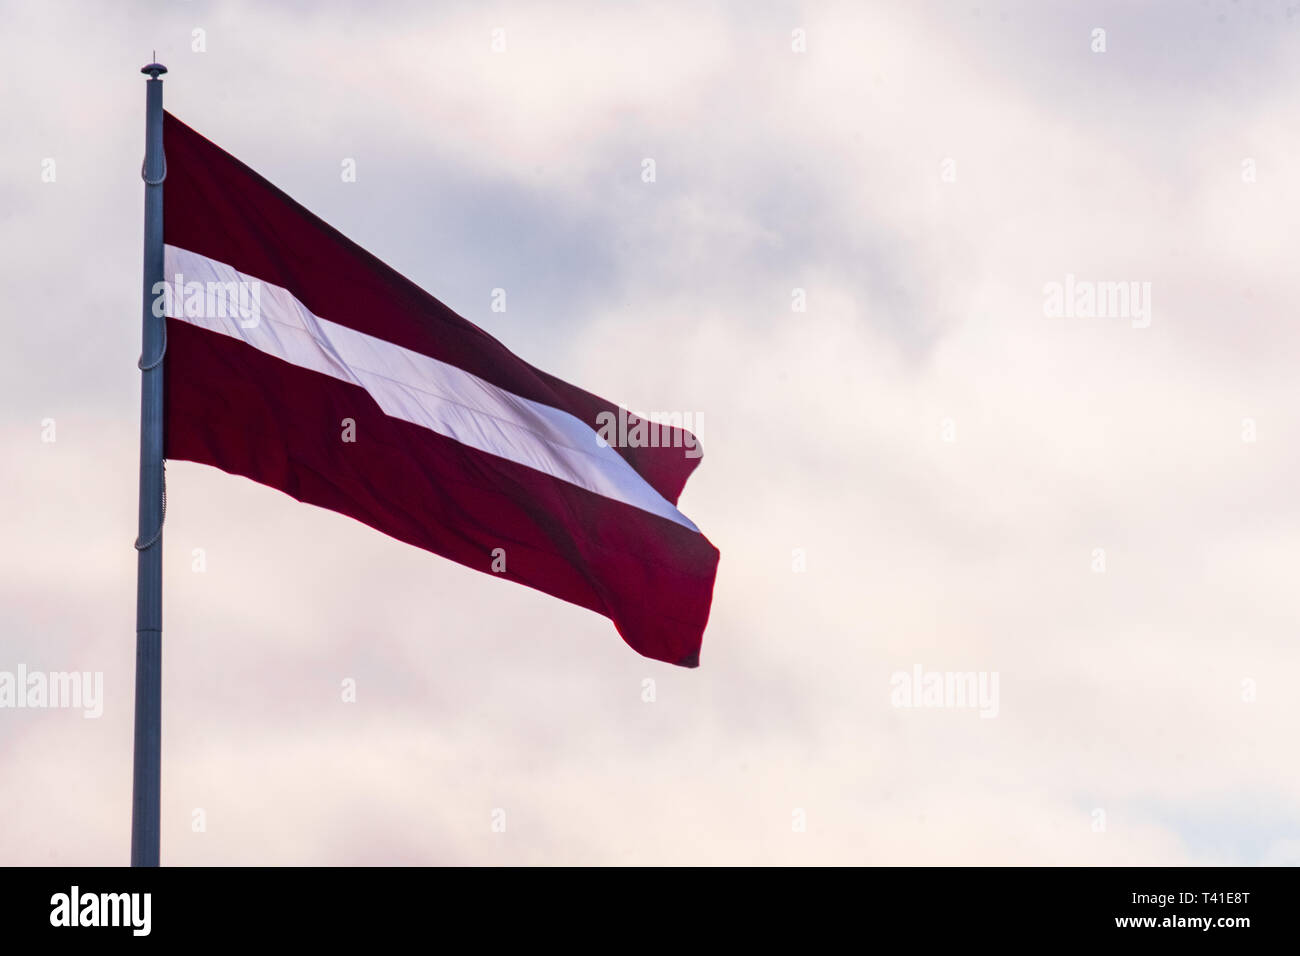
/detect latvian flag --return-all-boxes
[160,113,718,667]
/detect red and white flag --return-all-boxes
[160,113,718,666]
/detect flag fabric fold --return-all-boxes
[160,112,718,666]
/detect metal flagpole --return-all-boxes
[132,58,167,867]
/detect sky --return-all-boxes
[2,0,1299,865]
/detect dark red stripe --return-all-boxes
[164,320,718,666]
[162,110,702,505]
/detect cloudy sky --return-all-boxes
[2,0,1299,865]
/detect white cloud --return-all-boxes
[1,0,1297,864]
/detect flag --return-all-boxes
[159,113,718,666]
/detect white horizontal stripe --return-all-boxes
[162,244,698,531]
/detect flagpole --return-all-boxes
[132,59,167,867]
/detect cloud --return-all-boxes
[1,0,1297,864]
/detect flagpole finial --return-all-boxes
[141,60,167,79]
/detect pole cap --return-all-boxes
[141,62,167,79]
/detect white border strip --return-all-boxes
[162,244,698,532]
